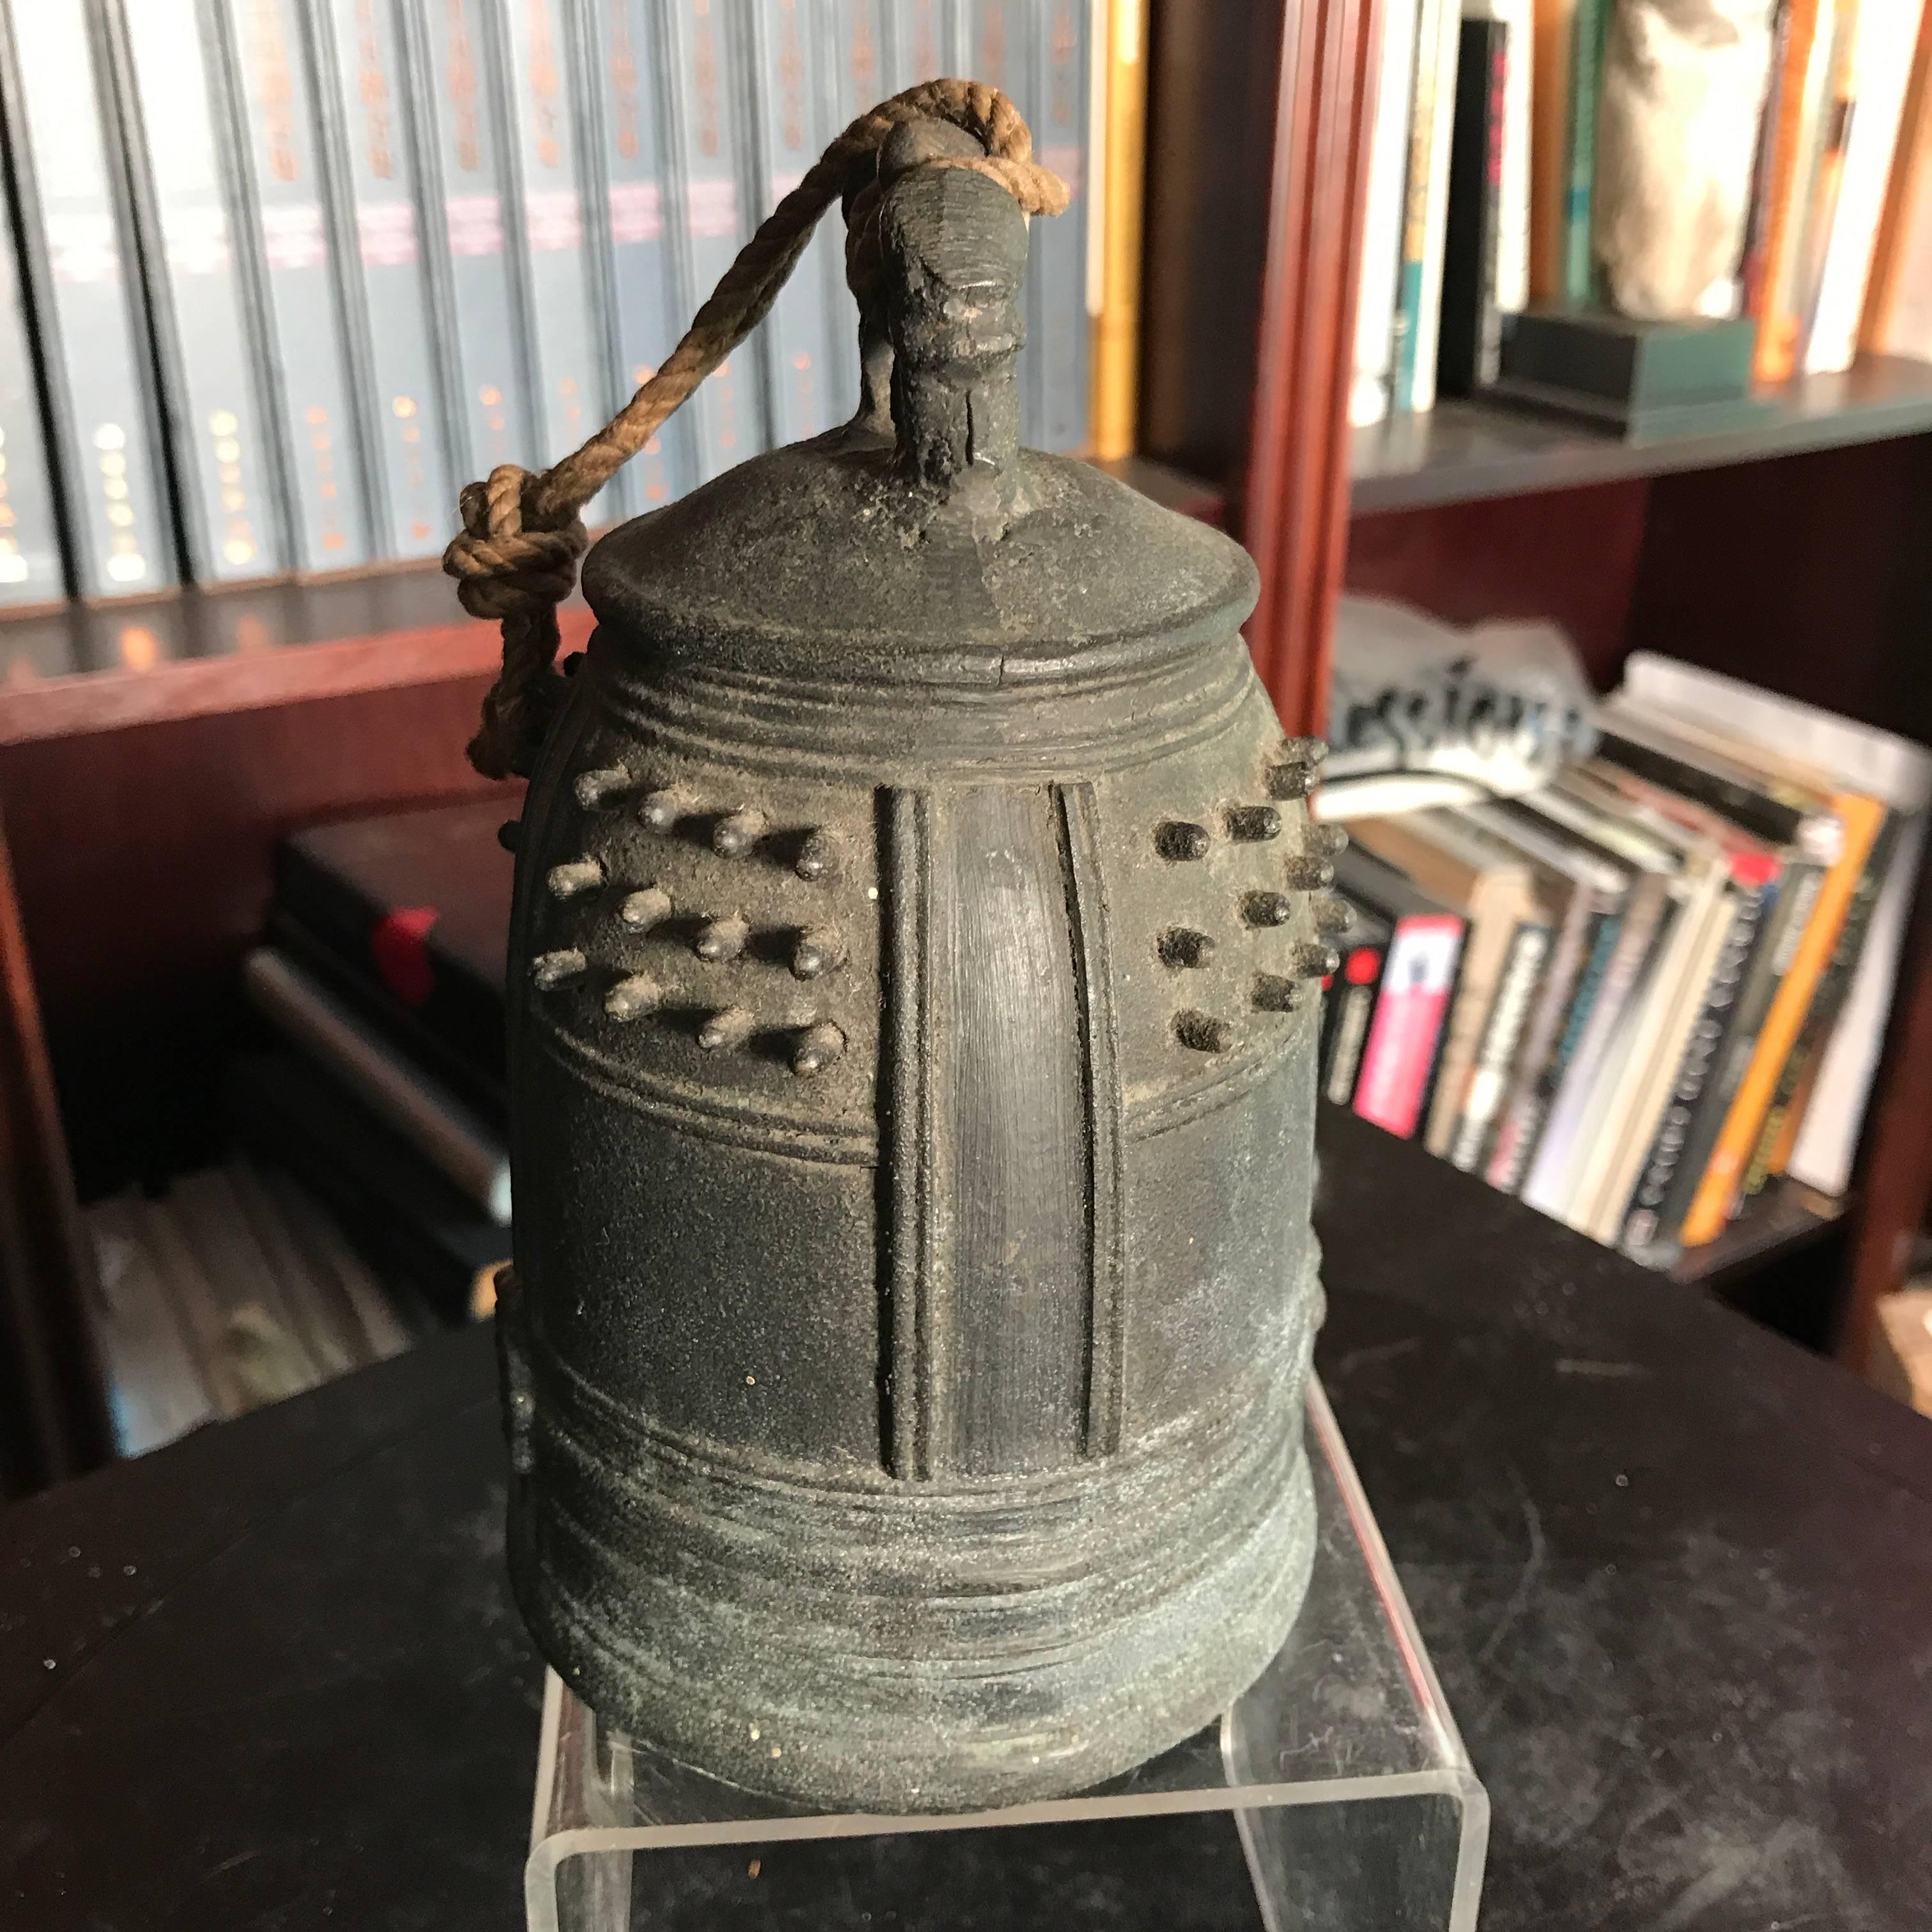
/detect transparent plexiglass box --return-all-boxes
[526,1379,1487,1932]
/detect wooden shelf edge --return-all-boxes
[0,606,595,746]
[1351,352,1932,514]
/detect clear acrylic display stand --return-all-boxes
[526,1380,1488,1932]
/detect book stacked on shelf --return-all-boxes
[1351,0,1932,427]
[1315,654,1931,1269]
[0,0,1110,619]
[238,793,517,1325]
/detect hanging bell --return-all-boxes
[493,106,1330,1814]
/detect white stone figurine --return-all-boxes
[1593,0,1779,320]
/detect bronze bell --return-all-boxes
[495,118,1330,1813]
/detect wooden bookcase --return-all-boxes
[0,0,1925,1477]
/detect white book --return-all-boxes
[1409,0,1464,413]
[243,948,513,1225]
[1805,0,1929,374]
[1352,0,1421,427]
[1620,651,1932,1197]
[1463,0,1532,314]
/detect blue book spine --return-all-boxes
[659,0,764,482]
[216,0,372,572]
[749,0,838,448]
[961,1,1041,442]
[411,0,537,485]
[312,0,455,561]
[820,0,885,425]
[578,0,694,517]
[885,0,953,93]
[1029,0,1091,453]
[1,0,176,598]
[110,0,284,585]
[501,0,613,511]
[0,150,65,604]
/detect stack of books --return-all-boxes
[238,793,517,1324]
[1351,0,1932,424]
[0,1,1102,611]
[1317,655,1930,1266]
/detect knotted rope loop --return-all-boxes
[446,77,1067,781]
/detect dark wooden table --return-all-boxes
[4,1107,1929,1929]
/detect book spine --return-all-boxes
[1739,0,1793,321]
[578,0,695,517]
[106,0,285,586]
[1805,0,1925,374]
[1618,870,1771,1255]
[0,132,65,604]
[1493,0,1531,313]
[1680,795,1882,1245]
[214,0,372,572]
[1756,0,1834,383]
[1561,0,1604,303]
[1,0,176,598]
[310,0,454,562]
[1792,0,1862,367]
[1528,0,1575,304]
[1031,0,1092,452]
[1409,0,1463,411]
[1755,815,1894,1185]
[1436,19,1505,398]
[1449,919,1549,1170]
[1393,0,1446,408]
[1859,6,1932,356]
[502,0,610,499]
[748,0,839,449]
[1352,914,1466,1139]
[1350,0,1418,427]
[1596,727,1812,848]
[1321,935,1389,1105]
[822,0,887,425]
[659,0,763,482]
[1487,902,1617,1192]
[887,0,953,93]
[412,0,537,486]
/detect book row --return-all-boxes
[0,1,1099,608]
[1352,0,1932,424]
[1317,654,1929,1264]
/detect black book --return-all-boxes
[1318,898,1393,1107]
[228,1052,508,1326]
[1437,17,1508,398]
[273,797,513,1096]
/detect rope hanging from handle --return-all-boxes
[443,79,1069,781]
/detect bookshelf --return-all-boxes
[0,0,1928,1480]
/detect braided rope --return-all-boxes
[445,79,1068,779]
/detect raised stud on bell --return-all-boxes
[638,788,685,833]
[791,924,847,980]
[1252,974,1301,1013]
[714,808,769,858]
[619,886,673,931]
[547,858,604,899]
[574,766,631,809]
[698,1006,754,1052]
[795,829,839,882]
[1279,735,1328,767]
[1243,891,1295,928]
[1174,1010,1234,1053]
[1226,805,1282,842]
[1307,822,1349,857]
[791,1020,847,1076]
[604,973,663,1021]
[695,914,750,962]
[1154,820,1211,862]
[1282,855,1337,890]
[1288,942,1342,979]
[1265,763,1315,801]
[1314,895,1353,935]
[532,949,587,990]
[1159,928,1216,969]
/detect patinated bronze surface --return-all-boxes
[498,131,1332,1813]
